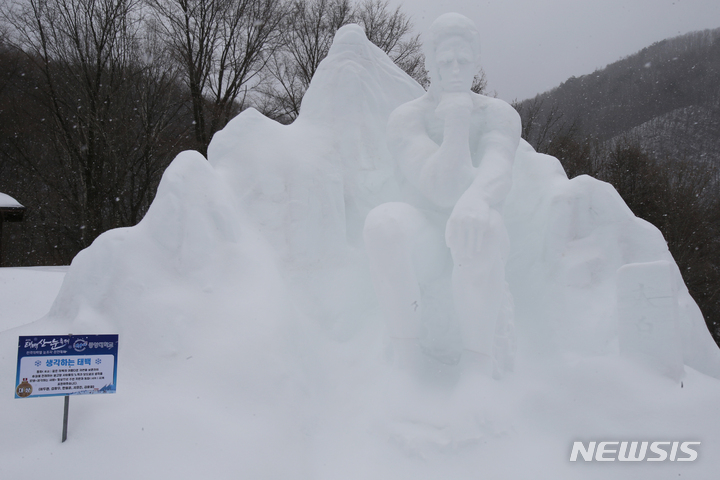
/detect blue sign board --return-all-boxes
[15,334,118,399]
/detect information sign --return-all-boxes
[15,334,118,399]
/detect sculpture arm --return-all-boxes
[466,101,521,208]
[445,100,520,258]
[388,95,475,208]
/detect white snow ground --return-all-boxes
[2,25,719,479]
[1,266,719,479]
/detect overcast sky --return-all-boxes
[394,0,720,102]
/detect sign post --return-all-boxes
[62,395,69,442]
[15,334,118,442]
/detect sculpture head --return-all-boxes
[424,13,481,95]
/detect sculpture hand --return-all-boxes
[434,92,473,125]
[445,195,490,259]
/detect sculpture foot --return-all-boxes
[391,337,423,372]
[462,349,495,378]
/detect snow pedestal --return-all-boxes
[617,261,685,381]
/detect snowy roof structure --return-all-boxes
[0,192,25,221]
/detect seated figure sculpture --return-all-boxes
[363,13,521,375]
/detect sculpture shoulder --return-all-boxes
[388,94,433,130]
[474,95,521,134]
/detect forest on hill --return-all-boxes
[514,27,720,348]
[520,28,720,141]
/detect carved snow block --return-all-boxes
[617,261,684,381]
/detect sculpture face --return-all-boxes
[434,36,476,93]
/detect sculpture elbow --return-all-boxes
[483,177,513,208]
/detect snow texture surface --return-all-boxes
[1,24,719,479]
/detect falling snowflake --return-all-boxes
[95,358,102,365]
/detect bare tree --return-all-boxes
[261,0,424,121]
[470,69,488,95]
[149,0,284,154]
[2,0,189,257]
[354,0,423,83]
[513,96,579,152]
[260,0,352,120]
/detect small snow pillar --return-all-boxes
[616,261,684,381]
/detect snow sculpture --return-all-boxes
[5,17,720,478]
[209,25,425,266]
[363,13,521,375]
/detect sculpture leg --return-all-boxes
[450,209,510,372]
[364,202,442,367]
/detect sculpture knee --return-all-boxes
[363,202,424,253]
[451,209,509,282]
